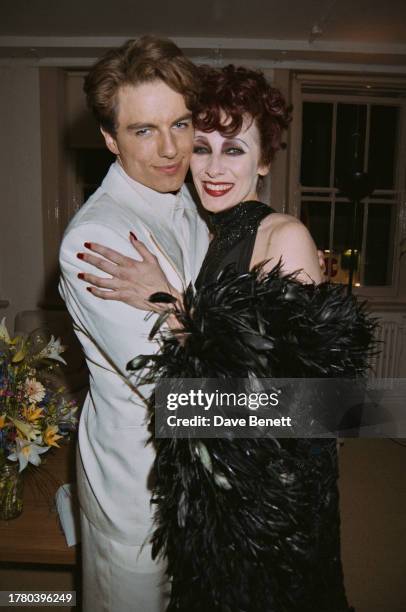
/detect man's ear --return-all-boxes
[100,127,119,156]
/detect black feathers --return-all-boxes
[129,263,377,612]
[130,262,377,382]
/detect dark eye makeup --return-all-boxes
[193,140,246,155]
[223,146,245,155]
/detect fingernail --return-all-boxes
[129,231,137,241]
[86,287,92,292]
[77,253,84,260]
[77,273,85,280]
[84,242,91,249]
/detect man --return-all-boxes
[59,36,209,612]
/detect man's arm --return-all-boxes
[59,222,157,380]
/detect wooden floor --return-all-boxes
[0,438,405,611]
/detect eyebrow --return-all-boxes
[194,135,250,148]
[126,113,193,131]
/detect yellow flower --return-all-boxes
[9,417,41,441]
[11,338,28,363]
[0,413,7,429]
[22,405,44,423]
[43,425,63,448]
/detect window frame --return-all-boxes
[288,72,406,299]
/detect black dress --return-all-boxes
[194,200,273,288]
[131,201,375,611]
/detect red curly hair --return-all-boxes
[193,65,292,165]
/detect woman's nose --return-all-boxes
[204,154,225,178]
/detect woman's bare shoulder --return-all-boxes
[257,213,306,247]
[258,212,301,234]
[254,212,321,283]
[253,213,301,267]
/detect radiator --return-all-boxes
[369,318,404,380]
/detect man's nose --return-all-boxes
[158,131,177,158]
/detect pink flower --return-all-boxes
[24,378,46,404]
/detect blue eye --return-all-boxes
[135,128,151,137]
[174,121,190,129]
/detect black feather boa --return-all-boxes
[129,264,378,612]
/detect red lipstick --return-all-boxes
[202,182,233,197]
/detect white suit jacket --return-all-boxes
[59,162,209,545]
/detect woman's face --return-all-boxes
[190,116,269,213]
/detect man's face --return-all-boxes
[102,80,193,193]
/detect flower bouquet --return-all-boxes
[0,317,78,519]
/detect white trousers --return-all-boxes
[80,511,169,612]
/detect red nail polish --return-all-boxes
[77,253,84,260]
[129,231,137,241]
[77,273,85,280]
[84,242,91,249]
[86,287,92,292]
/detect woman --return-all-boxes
[77,65,374,611]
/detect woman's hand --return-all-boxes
[317,250,327,276]
[76,233,182,312]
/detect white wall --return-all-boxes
[0,65,44,329]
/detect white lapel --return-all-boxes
[184,204,209,282]
[178,198,209,284]
[147,194,209,286]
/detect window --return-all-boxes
[290,74,406,296]
[72,148,115,203]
